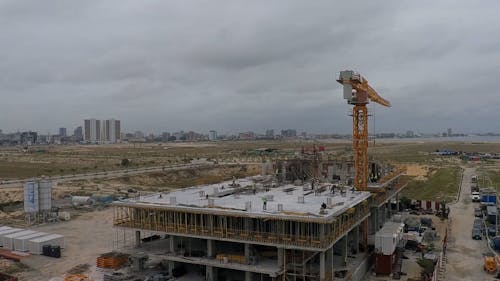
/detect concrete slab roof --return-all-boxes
[115,177,371,223]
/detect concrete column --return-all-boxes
[320,224,325,241]
[168,236,175,276]
[135,230,141,247]
[277,247,284,268]
[245,243,252,281]
[207,239,215,257]
[354,226,360,254]
[319,251,326,280]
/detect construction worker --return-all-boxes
[262,197,267,210]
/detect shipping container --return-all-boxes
[27,234,64,255]
[481,189,497,206]
[375,252,396,274]
[0,228,23,247]
[375,222,404,255]
[0,226,12,232]
[13,232,48,252]
[3,230,36,250]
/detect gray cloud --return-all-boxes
[1,0,500,134]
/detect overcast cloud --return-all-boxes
[1,0,499,135]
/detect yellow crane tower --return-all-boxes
[337,70,391,191]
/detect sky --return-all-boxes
[1,1,500,135]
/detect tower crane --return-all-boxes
[337,70,391,191]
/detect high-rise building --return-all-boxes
[84,119,101,142]
[281,129,297,138]
[84,119,120,143]
[59,128,67,137]
[208,130,218,141]
[447,128,452,137]
[104,119,121,143]
[74,126,83,141]
[265,129,274,138]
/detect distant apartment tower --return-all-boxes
[59,127,67,137]
[74,126,83,141]
[447,128,452,137]
[84,119,120,143]
[265,129,274,138]
[104,119,121,143]
[84,119,101,142]
[281,129,297,138]
[406,130,414,138]
[208,130,217,141]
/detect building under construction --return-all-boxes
[113,155,407,281]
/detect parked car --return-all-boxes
[488,226,497,237]
[472,191,481,202]
[472,228,482,240]
[475,207,484,217]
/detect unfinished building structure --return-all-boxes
[113,158,406,281]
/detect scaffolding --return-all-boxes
[113,200,369,251]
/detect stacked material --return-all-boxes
[13,232,48,251]
[96,252,129,269]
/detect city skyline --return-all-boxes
[1,2,500,134]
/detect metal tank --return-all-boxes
[38,180,52,211]
[24,181,39,213]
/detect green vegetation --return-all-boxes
[402,166,462,202]
[477,168,500,192]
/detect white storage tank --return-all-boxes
[0,228,24,247]
[28,234,64,255]
[3,230,36,250]
[14,232,48,252]
[24,181,40,213]
[38,180,52,211]
[71,196,94,206]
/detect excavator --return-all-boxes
[336,70,391,191]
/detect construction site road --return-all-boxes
[0,162,247,189]
[446,167,491,281]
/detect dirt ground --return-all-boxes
[398,164,433,181]
[6,208,116,280]
[445,167,492,281]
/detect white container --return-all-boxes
[0,226,12,232]
[28,234,64,255]
[14,232,48,251]
[0,228,23,247]
[375,222,405,255]
[57,211,71,221]
[3,230,36,250]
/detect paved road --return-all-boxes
[446,167,491,280]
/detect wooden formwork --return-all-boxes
[96,252,129,269]
[113,199,370,250]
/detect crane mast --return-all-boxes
[337,70,391,191]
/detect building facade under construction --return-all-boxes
[113,158,407,281]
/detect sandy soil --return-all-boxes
[15,208,115,280]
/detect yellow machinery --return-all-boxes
[337,70,391,191]
[484,256,500,274]
[337,71,391,253]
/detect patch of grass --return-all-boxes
[402,166,462,202]
[477,168,500,192]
